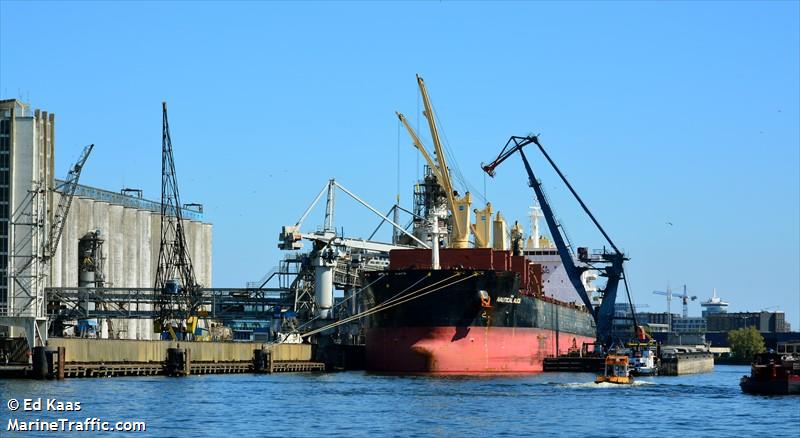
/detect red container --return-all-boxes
[389,249,432,270]
[439,248,494,270]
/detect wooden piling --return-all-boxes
[267,349,274,374]
[184,348,191,376]
[56,347,65,380]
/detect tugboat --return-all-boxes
[740,352,800,395]
[595,354,634,384]
[628,342,659,376]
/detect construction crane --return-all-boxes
[154,102,199,339]
[653,284,697,320]
[396,75,473,249]
[46,144,94,260]
[482,135,631,347]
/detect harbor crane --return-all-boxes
[13,144,94,280]
[482,135,632,347]
[278,178,426,322]
[46,144,94,261]
[154,102,200,339]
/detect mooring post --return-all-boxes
[32,346,48,380]
[57,347,66,380]
[184,348,191,376]
[253,348,266,373]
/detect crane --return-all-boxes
[482,135,631,346]
[154,102,199,339]
[13,143,94,280]
[46,144,95,260]
[396,75,473,249]
[653,284,697,320]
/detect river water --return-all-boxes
[1,365,798,437]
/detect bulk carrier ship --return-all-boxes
[361,75,626,374]
[363,249,597,373]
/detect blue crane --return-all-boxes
[482,135,631,346]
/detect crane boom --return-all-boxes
[396,112,448,186]
[397,75,471,248]
[46,143,94,260]
[484,136,593,312]
[416,75,454,200]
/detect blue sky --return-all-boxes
[2,1,798,327]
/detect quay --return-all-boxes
[659,349,714,375]
[1,338,324,379]
[543,348,714,376]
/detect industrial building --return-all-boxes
[50,183,212,340]
[0,99,212,346]
[615,308,788,336]
[705,311,790,333]
[0,99,54,348]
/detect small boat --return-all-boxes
[596,354,634,384]
[740,352,800,395]
[627,341,659,376]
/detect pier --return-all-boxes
[1,338,325,379]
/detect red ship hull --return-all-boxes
[366,326,595,374]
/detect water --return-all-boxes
[1,365,798,437]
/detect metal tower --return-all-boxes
[154,102,198,335]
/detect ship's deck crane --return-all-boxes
[482,135,633,346]
[396,75,473,249]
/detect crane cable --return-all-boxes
[431,103,488,205]
[301,272,475,339]
[300,272,462,338]
[297,270,435,334]
[301,272,478,339]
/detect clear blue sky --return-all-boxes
[2,1,798,328]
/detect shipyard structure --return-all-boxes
[0,99,212,348]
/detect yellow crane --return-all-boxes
[396,74,474,249]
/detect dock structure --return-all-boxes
[2,338,324,379]
[659,350,714,376]
[543,351,714,376]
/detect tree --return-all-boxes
[728,326,765,360]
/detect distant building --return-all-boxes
[613,289,793,347]
[706,311,788,333]
[647,323,669,333]
[637,312,676,327]
[672,316,706,333]
[611,305,686,335]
